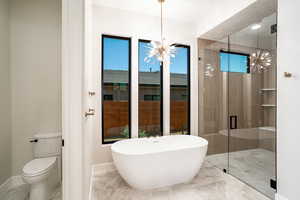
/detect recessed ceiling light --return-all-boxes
[251,24,262,30]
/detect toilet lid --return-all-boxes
[23,157,56,176]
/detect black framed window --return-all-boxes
[138,39,163,137]
[220,50,250,73]
[102,35,131,144]
[170,45,190,135]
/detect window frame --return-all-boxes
[170,44,191,135]
[101,34,132,144]
[219,50,250,73]
[138,39,163,136]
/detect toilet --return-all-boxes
[22,133,62,200]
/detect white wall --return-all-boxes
[277,1,300,200]
[0,0,11,185]
[91,5,198,164]
[9,0,61,175]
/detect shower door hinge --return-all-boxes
[271,24,277,34]
[270,179,277,190]
[62,139,65,147]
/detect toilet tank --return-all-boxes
[33,133,62,158]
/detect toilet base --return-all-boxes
[29,179,49,200]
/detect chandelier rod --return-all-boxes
[160,0,163,41]
[256,27,260,49]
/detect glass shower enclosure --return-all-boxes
[199,12,277,199]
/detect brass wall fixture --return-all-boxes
[88,91,96,96]
[85,108,95,117]
[284,72,292,78]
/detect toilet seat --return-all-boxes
[23,157,56,177]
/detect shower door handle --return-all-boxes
[230,115,237,129]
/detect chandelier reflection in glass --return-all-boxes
[204,64,215,78]
[250,49,272,73]
[145,0,176,63]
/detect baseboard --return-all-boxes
[92,162,116,176]
[0,175,25,197]
[275,193,289,200]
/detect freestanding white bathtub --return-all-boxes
[111,135,208,190]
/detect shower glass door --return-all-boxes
[199,11,277,200]
[227,13,277,199]
[198,36,230,172]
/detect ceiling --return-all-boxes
[200,0,277,40]
[92,0,211,24]
[229,13,277,48]
[92,0,277,42]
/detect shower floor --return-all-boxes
[206,148,276,199]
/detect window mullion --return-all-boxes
[131,37,139,138]
[163,59,170,136]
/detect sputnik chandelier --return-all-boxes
[250,49,272,73]
[250,24,272,73]
[145,0,176,63]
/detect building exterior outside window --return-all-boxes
[170,45,190,135]
[102,35,131,144]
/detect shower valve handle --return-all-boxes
[85,108,95,117]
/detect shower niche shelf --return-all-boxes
[261,88,276,91]
[260,87,276,108]
[261,104,276,107]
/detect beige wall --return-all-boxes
[198,39,262,133]
[0,0,11,185]
[10,0,61,175]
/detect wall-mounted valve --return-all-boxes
[88,91,96,96]
[85,108,95,117]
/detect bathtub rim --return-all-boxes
[111,135,208,156]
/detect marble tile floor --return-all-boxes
[1,183,61,200]
[206,148,276,199]
[0,184,29,200]
[91,160,270,200]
